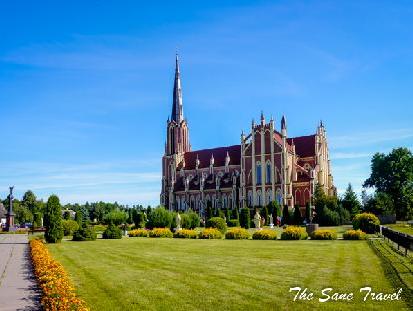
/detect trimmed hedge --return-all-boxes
[128,229,149,237]
[310,229,337,240]
[173,229,198,239]
[281,226,308,240]
[198,228,223,239]
[149,228,173,238]
[252,229,277,240]
[343,229,367,240]
[225,228,250,240]
[352,213,380,234]
[206,217,227,234]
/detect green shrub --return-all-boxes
[72,226,97,241]
[149,227,173,238]
[225,227,250,240]
[252,229,277,240]
[198,228,223,239]
[282,205,290,225]
[44,195,64,243]
[103,209,128,226]
[206,217,227,233]
[102,223,122,239]
[186,210,200,229]
[310,229,337,240]
[128,229,149,237]
[132,210,147,228]
[319,206,340,226]
[147,207,172,229]
[352,213,380,233]
[62,220,79,236]
[293,205,302,225]
[227,219,240,227]
[281,226,308,240]
[343,229,367,240]
[240,208,250,229]
[173,229,197,239]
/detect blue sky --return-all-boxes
[0,1,412,206]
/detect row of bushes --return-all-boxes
[30,239,89,310]
[128,227,367,240]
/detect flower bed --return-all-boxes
[252,229,277,240]
[173,229,197,239]
[128,229,149,237]
[310,229,337,240]
[281,226,308,240]
[225,228,250,240]
[198,228,223,239]
[343,229,367,240]
[148,228,173,238]
[30,239,89,310]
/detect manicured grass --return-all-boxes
[48,238,410,311]
[386,223,413,235]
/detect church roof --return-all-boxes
[183,145,241,170]
[288,134,316,158]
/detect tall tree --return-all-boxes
[21,190,37,213]
[341,183,361,216]
[44,195,64,243]
[363,147,413,219]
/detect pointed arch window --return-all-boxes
[266,162,271,184]
[256,162,262,185]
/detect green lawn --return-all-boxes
[48,238,410,311]
[386,223,413,235]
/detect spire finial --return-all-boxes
[260,111,265,125]
[281,115,287,130]
[171,53,183,122]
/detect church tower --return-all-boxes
[165,54,190,156]
[161,55,190,209]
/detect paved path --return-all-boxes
[0,234,40,311]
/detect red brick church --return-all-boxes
[161,55,336,213]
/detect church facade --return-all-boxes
[161,56,336,214]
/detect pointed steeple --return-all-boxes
[281,115,287,130]
[171,54,184,122]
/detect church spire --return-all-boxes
[171,54,184,123]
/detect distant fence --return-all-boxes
[379,226,413,255]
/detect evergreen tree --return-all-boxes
[232,207,239,221]
[293,205,302,225]
[341,183,361,216]
[282,205,290,225]
[44,195,64,243]
[240,208,250,229]
[75,210,83,227]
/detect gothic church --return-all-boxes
[161,55,336,213]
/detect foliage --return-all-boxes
[239,208,250,229]
[147,206,172,229]
[132,210,147,228]
[252,229,277,240]
[29,239,89,311]
[102,223,123,239]
[181,210,200,229]
[206,217,227,233]
[363,147,413,220]
[149,228,173,238]
[33,212,43,228]
[341,183,361,216]
[21,190,37,213]
[319,206,340,226]
[62,220,79,236]
[260,206,269,224]
[173,229,198,239]
[128,229,149,237]
[353,213,380,233]
[75,211,83,226]
[206,202,213,220]
[343,229,367,240]
[227,219,240,227]
[281,226,308,240]
[72,226,97,241]
[103,209,127,226]
[305,202,311,222]
[198,228,222,239]
[14,205,33,225]
[363,192,395,216]
[232,208,239,220]
[225,227,250,239]
[44,195,64,243]
[282,205,290,225]
[293,205,302,225]
[310,229,337,240]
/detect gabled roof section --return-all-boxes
[288,134,316,158]
[183,145,241,170]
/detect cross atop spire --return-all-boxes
[171,54,184,122]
